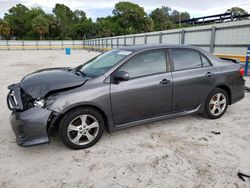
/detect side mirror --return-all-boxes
[114,70,129,81]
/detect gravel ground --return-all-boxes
[0,50,250,188]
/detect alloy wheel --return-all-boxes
[67,114,99,145]
[209,93,227,116]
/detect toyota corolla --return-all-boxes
[7,45,245,149]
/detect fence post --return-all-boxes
[22,40,24,50]
[210,26,216,53]
[116,37,119,48]
[181,29,185,44]
[111,38,113,48]
[245,47,250,76]
[36,40,38,50]
[7,40,9,50]
[159,32,162,44]
[50,40,52,50]
[133,35,135,45]
[61,40,64,50]
[144,34,147,44]
[124,36,126,46]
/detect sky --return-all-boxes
[0,0,250,20]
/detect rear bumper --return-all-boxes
[230,77,245,104]
[231,90,245,104]
[10,107,52,147]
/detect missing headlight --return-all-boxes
[34,99,45,108]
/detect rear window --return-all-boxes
[171,49,202,71]
[201,55,211,67]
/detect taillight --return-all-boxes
[239,68,244,76]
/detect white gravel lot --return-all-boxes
[0,50,250,188]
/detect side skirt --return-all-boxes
[112,104,203,131]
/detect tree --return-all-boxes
[96,16,121,37]
[150,7,189,31]
[74,10,87,22]
[4,3,247,40]
[53,4,76,39]
[72,10,97,39]
[226,7,249,20]
[31,15,49,40]
[24,8,46,39]
[161,6,172,16]
[74,18,96,39]
[113,2,153,34]
[150,8,174,31]
[4,4,29,39]
[0,19,11,39]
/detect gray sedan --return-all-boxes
[7,45,245,149]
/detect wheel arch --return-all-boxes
[215,85,232,104]
[48,104,110,134]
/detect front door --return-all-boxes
[110,49,172,125]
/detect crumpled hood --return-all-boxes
[20,68,87,99]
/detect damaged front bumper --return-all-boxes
[10,107,52,147]
[7,84,60,147]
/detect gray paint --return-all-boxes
[10,107,51,146]
[20,68,87,99]
[7,44,245,147]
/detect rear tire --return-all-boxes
[59,107,104,150]
[204,88,229,119]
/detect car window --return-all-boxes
[120,50,167,78]
[171,49,202,71]
[201,55,211,67]
[80,49,132,78]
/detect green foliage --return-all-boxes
[96,16,122,37]
[0,19,11,39]
[32,15,49,40]
[113,2,153,34]
[52,4,76,39]
[0,3,248,40]
[226,7,249,20]
[4,4,29,38]
[150,6,191,31]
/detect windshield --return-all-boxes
[79,49,133,78]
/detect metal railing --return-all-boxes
[83,19,250,57]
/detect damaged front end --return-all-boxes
[7,83,60,147]
[7,68,88,147]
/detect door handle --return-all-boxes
[205,72,214,77]
[159,79,170,85]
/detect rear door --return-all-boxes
[170,48,216,112]
[110,49,172,125]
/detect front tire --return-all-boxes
[59,107,104,150]
[204,88,229,119]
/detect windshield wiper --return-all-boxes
[77,70,87,77]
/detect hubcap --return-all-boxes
[209,93,227,116]
[67,114,99,145]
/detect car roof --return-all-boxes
[116,44,223,66]
[118,44,197,51]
